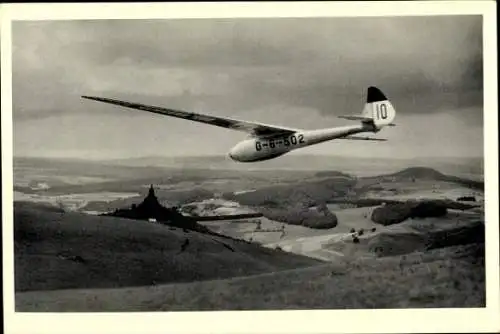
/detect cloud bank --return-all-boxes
[13,16,483,159]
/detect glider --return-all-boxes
[82,86,396,163]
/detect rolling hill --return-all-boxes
[363,167,484,189]
[14,202,321,292]
[16,242,485,311]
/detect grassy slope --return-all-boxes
[14,202,321,292]
[325,218,484,258]
[16,243,484,311]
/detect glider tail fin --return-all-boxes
[337,86,396,131]
[361,86,396,130]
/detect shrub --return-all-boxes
[457,196,476,202]
[371,203,413,225]
[261,206,338,229]
[302,215,338,229]
[371,200,448,225]
[410,201,447,219]
[353,236,360,244]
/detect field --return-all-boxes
[12,155,485,311]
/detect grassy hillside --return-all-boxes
[359,167,484,190]
[14,202,321,292]
[325,220,485,258]
[16,243,484,311]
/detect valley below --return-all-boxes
[12,155,486,311]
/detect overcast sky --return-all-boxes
[13,16,483,160]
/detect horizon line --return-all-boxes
[13,153,485,161]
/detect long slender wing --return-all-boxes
[81,95,299,137]
[338,136,388,141]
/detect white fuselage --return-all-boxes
[228,124,373,162]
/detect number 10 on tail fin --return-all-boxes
[363,86,396,129]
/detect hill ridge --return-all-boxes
[14,201,321,292]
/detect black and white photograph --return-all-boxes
[2,1,499,334]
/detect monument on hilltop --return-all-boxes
[102,184,206,232]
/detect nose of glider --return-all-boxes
[228,142,245,162]
[228,147,240,161]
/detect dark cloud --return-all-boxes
[13,16,483,121]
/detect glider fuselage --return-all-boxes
[228,124,371,162]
